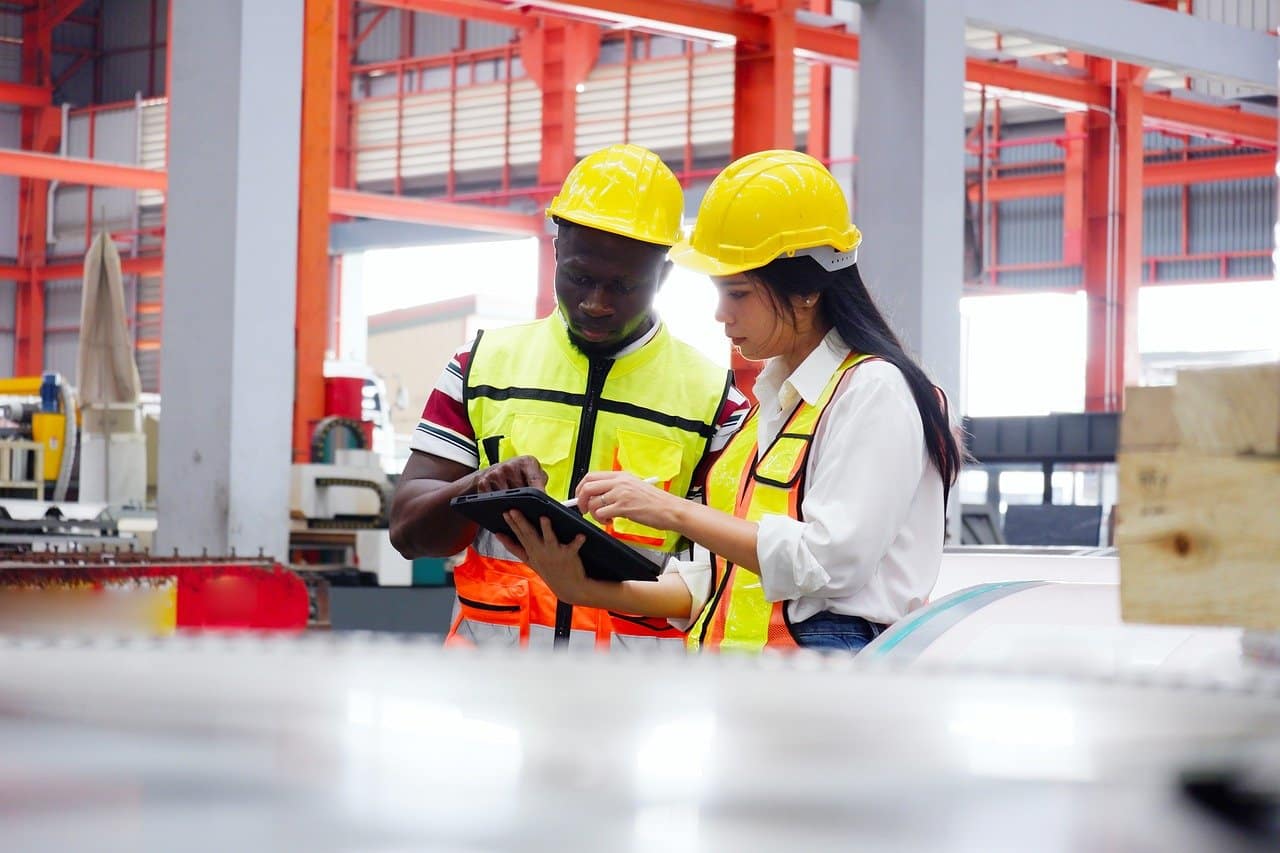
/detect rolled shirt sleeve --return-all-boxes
[663,550,714,632]
[755,364,927,605]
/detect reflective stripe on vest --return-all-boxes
[688,353,875,653]
[448,314,733,647]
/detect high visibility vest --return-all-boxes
[447,315,734,650]
[688,353,875,653]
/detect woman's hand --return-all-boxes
[501,511,589,603]
[574,472,683,531]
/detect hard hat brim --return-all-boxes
[668,240,758,277]
[548,208,677,248]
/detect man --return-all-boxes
[390,143,748,650]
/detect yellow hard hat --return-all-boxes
[670,149,862,276]
[546,144,684,247]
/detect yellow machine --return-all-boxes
[0,374,76,499]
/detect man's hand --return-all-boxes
[475,455,548,492]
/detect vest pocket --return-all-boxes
[507,413,576,496]
[754,434,811,488]
[611,428,684,546]
[453,559,532,645]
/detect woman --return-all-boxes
[503,150,962,653]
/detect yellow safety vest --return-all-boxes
[449,314,734,649]
[688,353,875,652]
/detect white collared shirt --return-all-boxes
[668,330,945,628]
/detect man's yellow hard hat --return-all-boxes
[546,144,684,247]
[671,149,862,276]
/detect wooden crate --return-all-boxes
[1117,363,1280,630]
[1174,363,1280,456]
[1118,451,1280,630]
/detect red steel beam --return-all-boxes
[297,0,338,463]
[970,151,1275,202]
[966,58,1108,109]
[794,20,857,67]
[0,148,167,190]
[492,0,770,43]
[0,81,52,108]
[1143,92,1277,148]
[806,0,832,162]
[1083,60,1144,414]
[38,254,165,281]
[42,0,84,32]
[366,0,535,29]
[330,188,543,234]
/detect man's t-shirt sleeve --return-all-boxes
[689,382,750,493]
[409,341,480,469]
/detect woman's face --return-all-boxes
[712,274,801,361]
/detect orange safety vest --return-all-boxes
[688,353,876,652]
[447,315,734,650]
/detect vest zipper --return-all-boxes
[554,355,615,648]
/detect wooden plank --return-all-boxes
[1174,363,1280,457]
[1117,450,1280,630]
[1119,384,1180,451]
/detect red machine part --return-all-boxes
[0,562,310,631]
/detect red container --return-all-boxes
[324,376,365,421]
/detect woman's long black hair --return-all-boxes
[750,255,962,496]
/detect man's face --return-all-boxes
[554,225,672,358]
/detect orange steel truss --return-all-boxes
[2,0,1276,419]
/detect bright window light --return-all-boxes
[362,238,538,321]
[653,266,729,367]
[1138,279,1280,355]
[960,291,1087,417]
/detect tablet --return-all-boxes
[449,487,662,583]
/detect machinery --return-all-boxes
[0,373,77,502]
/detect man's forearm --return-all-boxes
[389,471,481,558]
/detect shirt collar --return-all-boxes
[555,310,661,359]
[756,329,850,407]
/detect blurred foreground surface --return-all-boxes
[0,633,1278,852]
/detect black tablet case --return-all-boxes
[450,487,661,583]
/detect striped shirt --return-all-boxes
[412,324,750,474]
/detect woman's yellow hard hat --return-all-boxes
[546,143,684,247]
[671,149,862,276]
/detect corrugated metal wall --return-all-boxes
[42,278,83,381]
[0,280,15,378]
[352,45,810,192]
[0,10,22,83]
[987,119,1274,288]
[39,272,153,390]
[354,6,513,64]
[50,0,168,107]
[101,0,167,102]
[0,107,20,261]
[54,105,141,256]
[1193,0,1280,99]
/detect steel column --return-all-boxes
[1062,53,1088,266]
[15,8,57,377]
[158,0,304,558]
[1083,60,1145,412]
[296,0,338,463]
[806,0,831,164]
[856,0,966,400]
[522,18,599,317]
[727,0,798,399]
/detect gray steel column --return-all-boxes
[854,0,964,399]
[156,1,303,559]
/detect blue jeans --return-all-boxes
[789,611,886,653]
